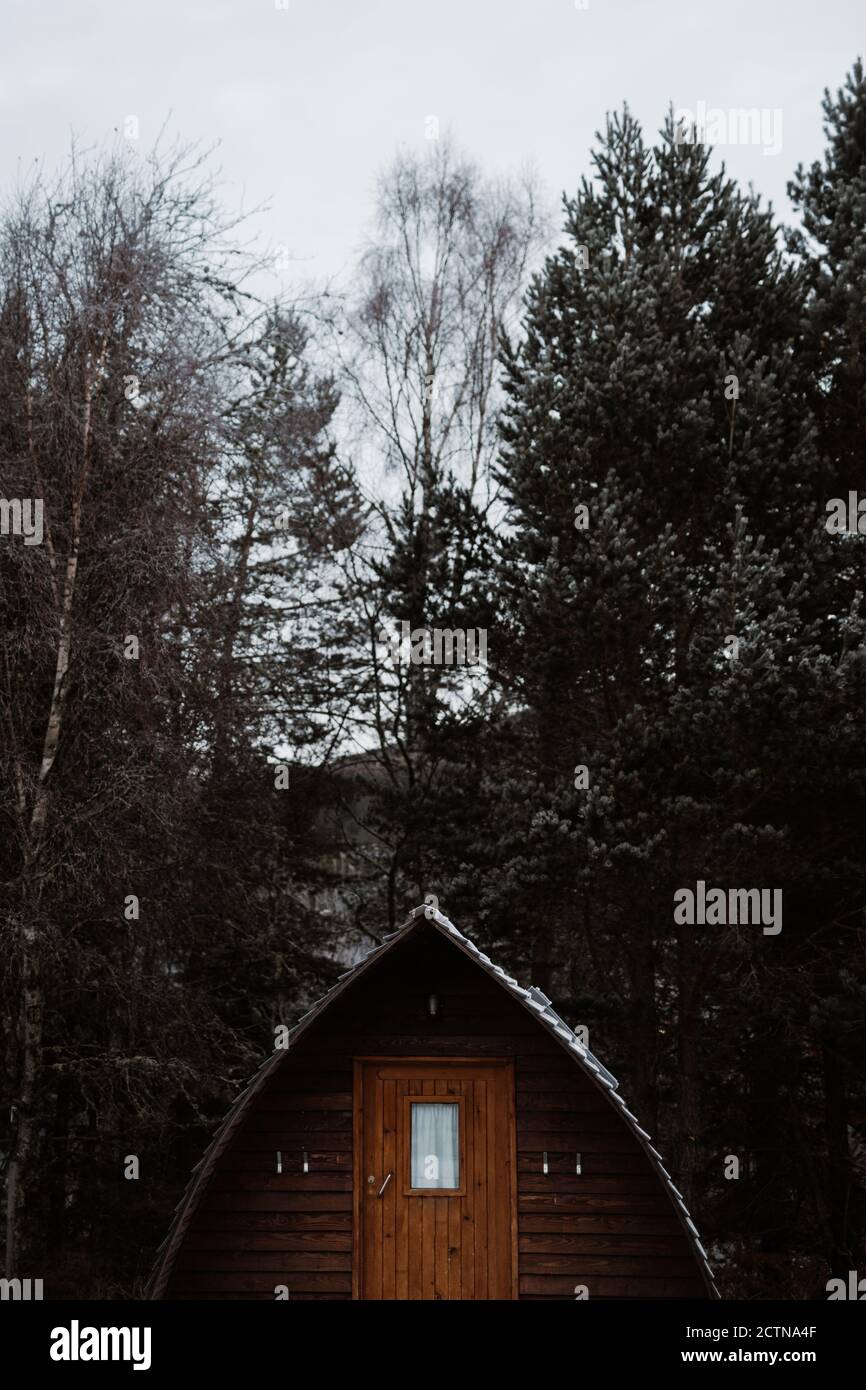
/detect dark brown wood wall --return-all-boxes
[162,929,708,1299]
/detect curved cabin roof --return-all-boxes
[147,901,718,1299]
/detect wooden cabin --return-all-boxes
[148,900,717,1300]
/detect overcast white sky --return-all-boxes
[1,0,862,292]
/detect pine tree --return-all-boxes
[789,59,866,522]
[788,59,866,1282]
[478,104,866,1290]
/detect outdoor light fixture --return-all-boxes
[428,993,439,1018]
[302,1150,309,1174]
[542,1150,549,1175]
[575,1152,582,1175]
[276,1150,282,1174]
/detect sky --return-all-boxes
[0,0,863,294]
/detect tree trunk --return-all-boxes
[4,914,43,1277]
[4,344,106,1276]
[677,924,700,1209]
[628,919,658,1138]
[823,1042,853,1279]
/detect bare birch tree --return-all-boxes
[0,141,259,1277]
[324,140,547,925]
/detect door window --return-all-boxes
[409,1100,460,1189]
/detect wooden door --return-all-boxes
[356,1059,516,1300]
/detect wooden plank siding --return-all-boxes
[160,927,709,1300]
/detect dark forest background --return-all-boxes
[2,60,866,1299]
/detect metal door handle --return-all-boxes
[377,1171,392,1197]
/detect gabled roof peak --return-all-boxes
[398,898,620,1090]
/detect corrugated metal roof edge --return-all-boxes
[146,902,719,1300]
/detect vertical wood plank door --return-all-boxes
[356,1059,516,1300]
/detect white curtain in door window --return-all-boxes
[410,1103,459,1188]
